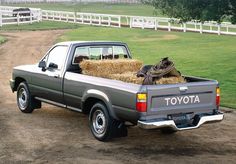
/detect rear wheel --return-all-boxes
[89,102,127,141]
[17,82,41,113]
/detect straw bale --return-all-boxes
[108,72,144,84]
[80,59,186,85]
[156,76,186,84]
[80,59,143,77]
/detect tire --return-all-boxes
[89,102,127,141]
[161,128,177,134]
[17,82,41,113]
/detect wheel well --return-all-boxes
[82,97,105,114]
[14,77,26,91]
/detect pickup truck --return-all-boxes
[10,41,224,141]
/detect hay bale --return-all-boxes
[80,59,186,85]
[80,59,143,77]
[108,72,144,84]
[156,76,186,84]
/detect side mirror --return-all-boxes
[38,61,46,71]
[48,62,58,69]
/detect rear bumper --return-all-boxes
[138,112,224,131]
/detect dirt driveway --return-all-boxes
[0,31,235,164]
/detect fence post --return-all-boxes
[108,16,111,26]
[17,13,19,25]
[81,14,84,24]
[46,11,48,20]
[99,15,101,25]
[155,19,157,30]
[0,11,2,27]
[200,22,203,34]
[129,17,132,28]
[66,13,68,22]
[118,16,121,28]
[30,12,32,24]
[47,11,50,20]
[74,12,76,23]
[183,23,186,32]
[142,17,144,29]
[90,14,92,25]
[218,24,221,35]
[168,21,171,31]
[39,9,42,22]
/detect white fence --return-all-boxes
[0,5,236,36]
[42,10,121,27]
[129,16,236,36]
[0,6,41,26]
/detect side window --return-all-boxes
[73,46,89,64]
[113,46,128,59]
[46,46,68,70]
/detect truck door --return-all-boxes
[31,45,68,104]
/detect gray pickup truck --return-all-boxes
[10,41,224,141]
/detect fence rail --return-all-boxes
[129,16,236,36]
[42,10,121,27]
[0,6,41,26]
[0,5,236,36]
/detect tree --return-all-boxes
[229,0,236,24]
[146,0,231,23]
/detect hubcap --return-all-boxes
[18,88,28,110]
[92,109,107,136]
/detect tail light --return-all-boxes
[216,87,220,107]
[136,93,147,112]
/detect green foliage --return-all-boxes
[60,26,236,109]
[229,0,236,24]
[148,0,233,23]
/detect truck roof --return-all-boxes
[56,41,127,46]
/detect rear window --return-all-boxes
[72,45,129,64]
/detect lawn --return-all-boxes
[59,26,236,109]
[0,35,6,44]
[5,3,161,17]
[0,21,80,31]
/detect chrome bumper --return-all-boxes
[138,113,224,131]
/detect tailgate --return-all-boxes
[146,80,218,118]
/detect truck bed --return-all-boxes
[65,72,220,125]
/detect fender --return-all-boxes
[82,89,118,120]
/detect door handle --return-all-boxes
[54,74,60,78]
[48,73,60,78]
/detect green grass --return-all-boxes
[5,3,160,17]
[59,26,236,109]
[0,35,6,44]
[0,21,80,31]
